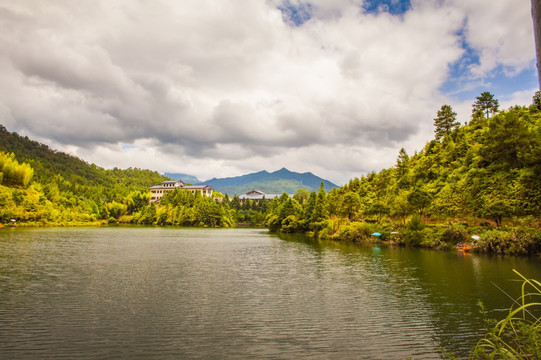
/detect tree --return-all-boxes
[293,189,310,205]
[106,201,127,219]
[310,182,328,232]
[302,191,316,223]
[340,192,361,220]
[391,190,410,224]
[480,109,532,169]
[365,202,390,223]
[472,92,499,119]
[479,197,511,228]
[395,148,410,189]
[125,190,150,214]
[434,104,459,140]
[533,91,541,110]
[230,195,241,210]
[407,188,432,220]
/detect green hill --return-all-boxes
[0,125,168,224]
[0,125,167,193]
[262,97,541,254]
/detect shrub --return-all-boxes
[474,229,541,255]
[507,230,541,255]
[333,221,375,242]
[420,227,440,247]
[441,225,469,244]
[281,215,301,233]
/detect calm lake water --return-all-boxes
[0,227,540,359]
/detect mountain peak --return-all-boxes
[201,168,337,195]
[273,167,291,174]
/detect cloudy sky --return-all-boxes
[0,0,537,185]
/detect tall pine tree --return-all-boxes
[434,104,459,140]
[472,91,499,119]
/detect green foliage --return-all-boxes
[434,104,459,141]
[533,91,541,110]
[440,225,468,244]
[0,152,33,187]
[472,229,541,255]
[262,94,541,255]
[339,192,361,220]
[125,191,151,214]
[0,126,236,227]
[328,221,377,242]
[135,189,234,227]
[468,271,541,359]
[106,201,127,219]
[365,202,390,223]
[1,91,540,240]
[472,91,500,119]
[407,188,432,218]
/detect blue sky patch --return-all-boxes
[277,0,412,26]
[278,1,313,26]
[363,0,411,15]
[441,65,538,104]
[121,144,138,151]
[439,25,537,104]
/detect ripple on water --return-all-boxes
[1,227,540,359]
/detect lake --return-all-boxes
[0,227,540,359]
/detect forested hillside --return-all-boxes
[263,93,541,255]
[0,125,167,224]
[1,92,540,254]
[0,125,166,190]
[0,126,228,226]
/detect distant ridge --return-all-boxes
[164,172,201,184]
[199,167,337,195]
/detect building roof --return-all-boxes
[183,185,213,190]
[239,190,291,200]
[162,180,185,184]
[149,184,212,191]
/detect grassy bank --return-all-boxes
[313,217,541,256]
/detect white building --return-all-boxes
[238,190,292,202]
[149,180,214,203]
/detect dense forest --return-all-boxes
[261,92,541,255]
[0,125,234,226]
[1,92,540,254]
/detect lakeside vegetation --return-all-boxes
[262,92,541,255]
[0,125,235,227]
[443,270,541,359]
[0,92,540,255]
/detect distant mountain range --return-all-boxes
[179,167,338,195]
[0,125,336,198]
[163,172,201,184]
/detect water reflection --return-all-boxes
[0,227,540,359]
[277,233,541,357]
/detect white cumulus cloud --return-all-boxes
[0,0,536,185]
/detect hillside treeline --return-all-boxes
[263,93,541,255]
[1,92,540,254]
[0,126,236,226]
